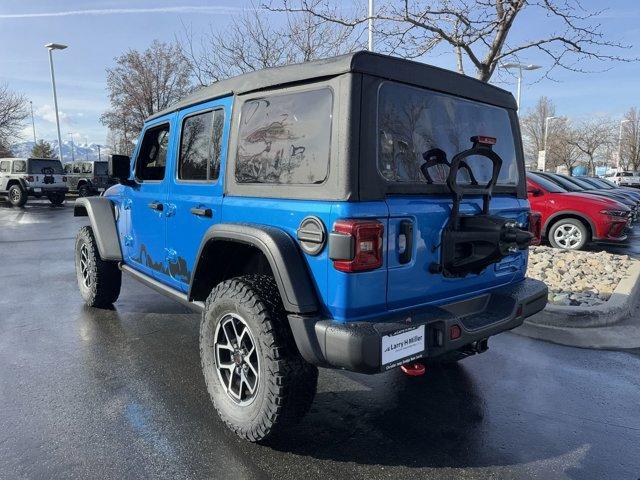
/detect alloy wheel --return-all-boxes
[213,313,260,406]
[79,243,92,288]
[553,224,583,249]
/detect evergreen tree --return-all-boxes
[31,139,57,159]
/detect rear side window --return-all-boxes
[12,160,26,173]
[378,82,519,186]
[236,88,333,184]
[135,123,170,181]
[178,109,225,181]
[0,161,10,173]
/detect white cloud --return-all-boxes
[35,104,70,124]
[0,6,247,19]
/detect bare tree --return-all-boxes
[520,96,556,165]
[267,0,637,82]
[101,40,193,151]
[180,3,361,86]
[0,83,28,149]
[548,118,580,172]
[620,108,640,170]
[568,117,614,175]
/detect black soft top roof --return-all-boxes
[147,51,516,121]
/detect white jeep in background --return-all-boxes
[0,157,69,207]
[607,171,640,187]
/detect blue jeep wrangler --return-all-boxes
[74,52,547,442]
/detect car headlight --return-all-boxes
[600,209,630,217]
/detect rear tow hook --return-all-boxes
[400,362,426,377]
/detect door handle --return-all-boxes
[190,207,212,218]
[148,201,163,211]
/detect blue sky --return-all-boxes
[0,0,638,145]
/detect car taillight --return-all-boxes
[26,175,34,182]
[528,211,542,245]
[332,219,384,272]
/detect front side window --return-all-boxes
[378,82,519,186]
[236,88,332,184]
[0,161,10,173]
[12,160,26,173]
[135,123,170,181]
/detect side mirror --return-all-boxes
[109,154,134,186]
[527,188,543,197]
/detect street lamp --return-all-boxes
[68,132,75,162]
[368,0,375,52]
[618,119,632,170]
[29,101,37,144]
[45,42,67,162]
[500,62,542,109]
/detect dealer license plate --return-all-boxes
[381,325,426,370]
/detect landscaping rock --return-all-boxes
[528,246,633,307]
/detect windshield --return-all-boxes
[566,176,596,190]
[94,162,108,175]
[28,159,63,174]
[377,81,519,186]
[528,173,566,193]
[582,177,611,189]
[599,177,619,188]
[540,173,583,192]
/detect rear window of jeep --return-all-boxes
[236,88,333,185]
[377,81,519,186]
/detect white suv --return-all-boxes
[608,171,640,187]
[0,157,69,206]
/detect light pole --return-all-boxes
[68,133,75,162]
[29,101,37,144]
[500,62,542,109]
[368,0,375,52]
[618,119,632,170]
[45,43,67,161]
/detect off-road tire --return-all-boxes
[75,226,122,307]
[8,184,27,207]
[548,218,588,250]
[200,274,318,442]
[78,184,90,197]
[48,193,65,205]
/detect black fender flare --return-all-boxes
[7,179,27,191]
[543,211,596,239]
[189,223,319,314]
[73,197,123,261]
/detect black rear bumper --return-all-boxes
[288,278,547,374]
[28,186,68,195]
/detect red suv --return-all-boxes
[527,172,630,250]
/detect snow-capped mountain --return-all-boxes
[10,140,112,163]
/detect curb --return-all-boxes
[524,259,640,328]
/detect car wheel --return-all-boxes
[78,185,90,197]
[48,193,65,205]
[549,218,588,250]
[200,274,318,442]
[75,226,122,307]
[8,184,27,207]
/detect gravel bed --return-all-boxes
[528,246,633,307]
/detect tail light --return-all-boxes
[528,211,542,245]
[26,175,34,182]
[331,219,384,272]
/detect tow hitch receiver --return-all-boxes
[430,136,534,278]
[400,362,426,377]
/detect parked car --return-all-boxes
[64,160,114,196]
[578,176,640,203]
[73,52,547,441]
[534,171,639,219]
[0,157,68,206]
[607,171,640,187]
[527,172,630,249]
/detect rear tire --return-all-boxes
[48,193,65,205]
[75,226,122,307]
[200,274,318,442]
[548,218,588,250]
[78,184,90,197]
[8,184,27,207]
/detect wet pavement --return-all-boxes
[1,199,639,480]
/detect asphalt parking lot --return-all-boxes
[1,199,639,480]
